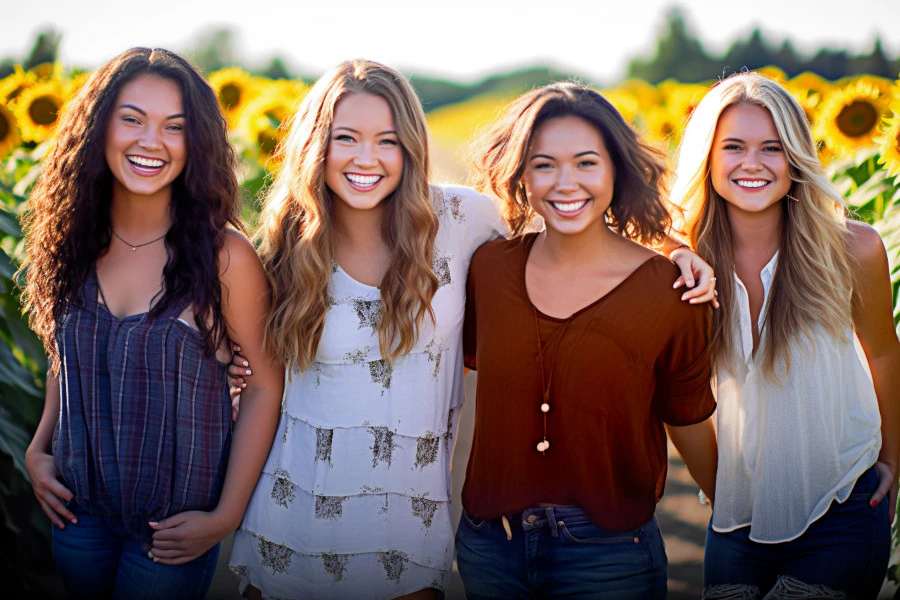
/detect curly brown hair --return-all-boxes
[19,47,243,371]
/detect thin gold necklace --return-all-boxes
[111,229,168,251]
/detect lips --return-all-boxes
[548,199,589,214]
[345,173,382,190]
[733,179,770,189]
[127,155,166,175]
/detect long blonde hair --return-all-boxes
[469,82,671,245]
[671,72,855,378]
[256,59,438,371]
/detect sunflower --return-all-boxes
[815,80,890,155]
[876,113,900,178]
[648,80,709,148]
[236,91,296,169]
[29,61,64,80]
[788,71,832,104]
[0,66,37,105]
[601,87,640,125]
[14,80,65,143]
[0,102,21,158]
[756,65,788,83]
[208,67,258,127]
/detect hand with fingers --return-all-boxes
[870,460,898,522]
[25,448,77,530]
[670,246,720,309]
[148,510,232,566]
[228,343,252,421]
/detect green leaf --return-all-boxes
[0,409,32,481]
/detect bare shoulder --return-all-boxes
[219,228,264,281]
[846,220,888,271]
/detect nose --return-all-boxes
[555,164,579,192]
[139,126,162,150]
[353,142,378,167]
[741,150,762,172]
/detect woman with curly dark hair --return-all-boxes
[20,47,283,600]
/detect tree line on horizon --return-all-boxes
[4,6,899,113]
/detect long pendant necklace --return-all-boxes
[111,229,168,251]
[532,306,573,455]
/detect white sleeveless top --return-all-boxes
[711,252,882,543]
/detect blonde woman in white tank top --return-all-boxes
[671,72,900,599]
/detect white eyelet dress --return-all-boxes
[228,185,505,599]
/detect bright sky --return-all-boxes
[6,0,900,84]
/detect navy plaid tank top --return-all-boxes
[52,270,232,547]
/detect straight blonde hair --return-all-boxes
[671,72,855,378]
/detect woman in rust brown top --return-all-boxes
[456,83,718,599]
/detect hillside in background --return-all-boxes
[4,7,898,113]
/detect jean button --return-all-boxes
[525,514,539,524]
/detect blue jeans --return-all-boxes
[703,466,890,599]
[52,508,220,600]
[455,505,667,599]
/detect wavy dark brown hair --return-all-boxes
[255,59,438,371]
[469,82,671,245]
[19,47,243,371]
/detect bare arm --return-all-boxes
[660,234,719,308]
[25,372,77,528]
[848,221,900,516]
[151,231,284,564]
[665,417,717,504]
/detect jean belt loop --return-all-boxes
[546,507,560,538]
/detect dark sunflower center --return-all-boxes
[28,96,59,126]
[0,112,9,140]
[258,130,278,156]
[836,100,877,138]
[219,83,241,110]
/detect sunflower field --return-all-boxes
[2,63,900,592]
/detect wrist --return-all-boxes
[210,504,243,533]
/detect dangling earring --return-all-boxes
[785,183,799,202]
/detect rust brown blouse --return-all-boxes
[461,233,715,531]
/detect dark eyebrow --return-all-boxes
[530,150,601,160]
[333,126,397,136]
[721,137,782,145]
[119,104,185,119]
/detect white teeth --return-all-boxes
[346,173,381,186]
[550,200,587,212]
[735,180,768,188]
[128,156,165,168]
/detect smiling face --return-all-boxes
[104,73,187,201]
[524,115,615,238]
[710,102,792,219]
[324,93,404,216]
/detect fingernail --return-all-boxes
[148,551,154,559]
[871,500,880,507]
[71,518,78,524]
[235,346,241,352]
[153,557,159,563]
[241,383,247,388]
[149,521,159,527]
[245,369,252,375]
[242,361,249,367]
